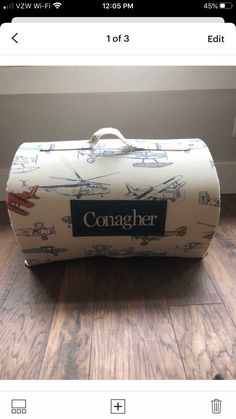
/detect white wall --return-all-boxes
[1,67,236,94]
[0,67,236,199]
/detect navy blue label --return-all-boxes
[70,200,167,237]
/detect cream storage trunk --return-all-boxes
[6,128,221,267]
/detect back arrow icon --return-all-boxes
[12,33,18,43]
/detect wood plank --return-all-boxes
[0,202,23,306]
[216,194,236,241]
[170,304,236,379]
[39,259,96,379]
[203,194,236,325]
[160,258,220,306]
[203,235,236,327]
[89,257,186,379]
[0,261,64,379]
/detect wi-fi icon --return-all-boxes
[53,2,62,9]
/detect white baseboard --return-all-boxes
[0,162,235,201]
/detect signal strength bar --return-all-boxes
[3,2,14,9]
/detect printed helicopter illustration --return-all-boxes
[176,242,204,252]
[85,244,167,257]
[132,225,188,246]
[7,186,40,216]
[78,146,172,168]
[16,222,56,240]
[23,245,67,256]
[22,158,119,199]
[11,154,40,174]
[124,175,185,201]
[199,191,221,207]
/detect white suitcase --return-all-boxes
[6,128,221,267]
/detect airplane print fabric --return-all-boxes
[6,128,221,267]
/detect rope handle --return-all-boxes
[89,128,145,152]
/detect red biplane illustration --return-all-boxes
[7,186,40,216]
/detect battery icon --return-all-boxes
[219,2,233,8]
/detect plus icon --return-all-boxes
[114,402,122,411]
[111,399,126,414]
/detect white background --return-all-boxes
[0,380,235,418]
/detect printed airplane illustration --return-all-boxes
[176,242,204,252]
[124,175,185,201]
[197,221,217,228]
[23,158,119,198]
[77,146,124,163]
[12,154,40,174]
[155,140,206,153]
[78,147,172,168]
[134,250,167,257]
[62,215,72,227]
[23,245,67,256]
[7,186,40,216]
[183,141,207,153]
[85,244,112,256]
[85,244,167,257]
[25,256,52,267]
[124,150,172,168]
[132,225,187,246]
[199,191,221,207]
[16,222,56,240]
[36,142,56,152]
[197,222,216,241]
[202,231,214,240]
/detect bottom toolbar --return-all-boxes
[0,385,235,418]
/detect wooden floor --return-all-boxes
[0,195,236,380]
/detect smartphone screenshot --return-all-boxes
[0,1,235,418]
